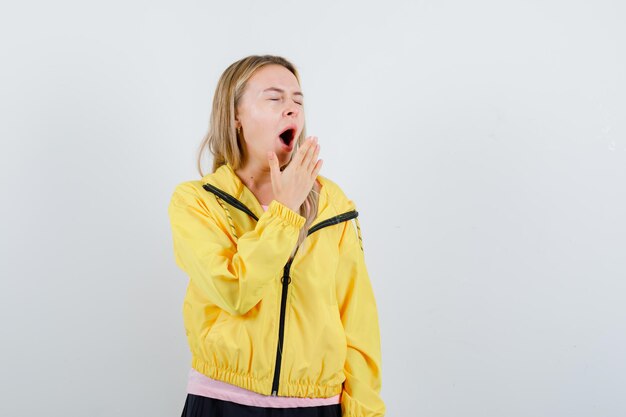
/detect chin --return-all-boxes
[279,157,293,171]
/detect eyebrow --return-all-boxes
[262,87,304,97]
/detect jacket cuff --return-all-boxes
[268,200,306,228]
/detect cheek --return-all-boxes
[245,111,274,133]
[248,112,280,136]
[248,102,275,120]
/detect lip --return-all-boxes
[277,135,295,152]
[278,123,298,137]
[277,124,298,152]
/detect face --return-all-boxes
[234,64,304,169]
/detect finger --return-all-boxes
[301,137,318,169]
[307,142,320,173]
[306,138,319,171]
[312,159,323,178]
[294,136,315,167]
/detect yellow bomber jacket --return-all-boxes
[167,162,385,417]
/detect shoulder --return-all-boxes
[317,174,356,213]
[168,179,216,217]
[169,180,205,202]
[317,174,343,198]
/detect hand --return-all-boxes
[267,136,322,213]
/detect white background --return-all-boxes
[1,1,625,416]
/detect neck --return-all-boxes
[235,160,272,193]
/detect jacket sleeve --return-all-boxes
[335,211,386,417]
[167,183,306,316]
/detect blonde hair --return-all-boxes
[196,55,320,256]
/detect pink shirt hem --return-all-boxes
[187,369,341,408]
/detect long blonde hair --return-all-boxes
[196,55,319,256]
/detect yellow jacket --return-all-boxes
[167,162,385,417]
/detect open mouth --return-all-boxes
[278,127,296,147]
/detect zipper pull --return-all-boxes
[271,390,277,396]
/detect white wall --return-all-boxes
[1,1,625,416]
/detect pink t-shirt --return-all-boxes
[187,369,341,407]
[186,203,341,407]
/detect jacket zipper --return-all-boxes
[271,257,293,395]
[270,210,358,396]
[202,183,358,396]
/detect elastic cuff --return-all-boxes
[268,200,306,228]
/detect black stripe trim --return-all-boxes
[202,183,259,221]
[202,183,357,233]
[308,210,358,235]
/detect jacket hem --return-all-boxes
[191,356,343,399]
[192,356,272,395]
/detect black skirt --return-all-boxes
[181,393,342,417]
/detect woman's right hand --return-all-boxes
[267,136,322,213]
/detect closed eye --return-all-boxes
[269,98,303,105]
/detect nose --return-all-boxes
[283,102,300,118]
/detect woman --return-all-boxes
[168,55,385,417]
